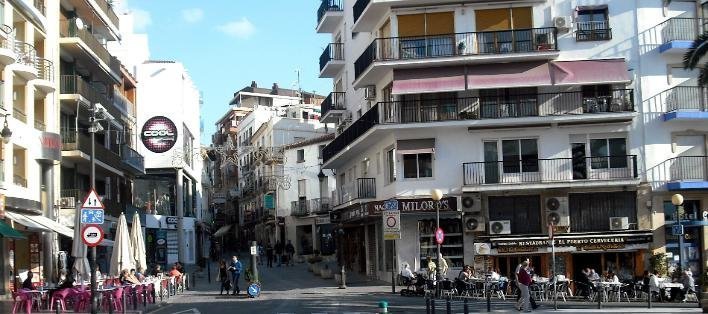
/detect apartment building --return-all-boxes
[317,0,708,282]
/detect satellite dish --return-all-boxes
[75,18,84,30]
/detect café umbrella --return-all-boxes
[72,208,91,282]
[109,213,134,276]
[130,213,147,273]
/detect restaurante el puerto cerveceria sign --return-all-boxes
[491,234,652,253]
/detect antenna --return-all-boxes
[295,68,303,104]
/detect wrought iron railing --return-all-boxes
[13,175,27,187]
[291,200,309,217]
[13,107,26,123]
[321,92,346,117]
[121,144,145,174]
[353,0,371,25]
[575,21,612,41]
[659,17,700,44]
[317,0,343,25]
[462,155,638,186]
[322,103,379,162]
[14,42,36,67]
[338,178,376,204]
[33,0,45,15]
[662,85,707,112]
[666,156,708,182]
[35,58,53,81]
[34,120,45,131]
[319,42,344,72]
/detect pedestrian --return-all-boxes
[517,260,532,312]
[515,258,537,310]
[266,242,274,268]
[228,255,243,295]
[285,240,295,266]
[257,242,264,266]
[275,241,284,267]
[217,260,231,295]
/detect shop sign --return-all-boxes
[166,216,178,225]
[141,116,178,153]
[38,132,61,161]
[315,216,331,225]
[368,197,457,215]
[491,233,653,253]
[263,194,274,209]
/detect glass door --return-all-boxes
[484,141,499,183]
[572,143,587,180]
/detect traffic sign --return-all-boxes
[81,189,104,209]
[80,208,104,224]
[81,224,104,247]
[382,209,401,240]
[247,283,261,298]
[435,227,445,245]
[672,224,684,236]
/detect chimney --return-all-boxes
[250,81,257,88]
[271,83,279,95]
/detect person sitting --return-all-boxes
[400,263,416,287]
[21,271,34,290]
[152,264,163,277]
[135,267,145,282]
[587,269,600,282]
[58,275,75,289]
[488,267,500,280]
[458,265,473,281]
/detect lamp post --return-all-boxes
[1,114,12,143]
[431,189,443,298]
[671,193,685,271]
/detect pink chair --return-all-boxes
[49,288,71,312]
[145,283,155,303]
[11,291,32,314]
[72,290,91,312]
[102,287,123,312]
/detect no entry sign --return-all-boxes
[435,227,445,245]
[81,224,104,247]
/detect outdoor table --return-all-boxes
[659,282,684,301]
[24,289,49,310]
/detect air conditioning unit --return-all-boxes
[609,217,629,230]
[489,220,511,235]
[364,86,376,100]
[460,193,481,213]
[58,197,75,208]
[464,213,485,232]
[553,16,571,30]
[545,197,570,227]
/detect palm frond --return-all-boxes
[683,33,708,70]
[699,61,708,87]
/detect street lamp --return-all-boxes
[430,189,443,298]
[1,114,12,144]
[671,193,685,271]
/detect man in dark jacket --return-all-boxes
[275,241,284,267]
[266,242,274,268]
[285,240,295,266]
[228,256,243,295]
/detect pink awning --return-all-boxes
[392,67,466,95]
[466,61,553,89]
[551,59,630,85]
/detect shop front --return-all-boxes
[145,214,197,267]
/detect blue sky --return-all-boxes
[124,1,331,143]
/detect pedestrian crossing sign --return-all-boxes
[81,188,104,209]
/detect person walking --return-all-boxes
[228,256,243,295]
[257,242,264,266]
[517,260,533,312]
[285,240,295,266]
[275,241,284,267]
[266,242,274,268]
[217,260,230,295]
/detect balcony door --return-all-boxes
[479,87,538,118]
[397,12,454,58]
[483,141,499,184]
[572,143,587,180]
[400,92,456,123]
[475,7,533,54]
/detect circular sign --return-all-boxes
[141,116,178,153]
[156,238,166,245]
[386,216,397,228]
[435,227,444,245]
[247,283,261,298]
[81,224,104,247]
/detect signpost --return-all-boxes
[381,199,400,293]
[549,223,557,310]
[80,188,104,314]
[81,224,104,247]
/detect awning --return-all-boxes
[392,67,466,95]
[214,224,233,237]
[0,220,26,239]
[551,59,630,85]
[5,211,73,238]
[397,138,435,154]
[466,61,553,89]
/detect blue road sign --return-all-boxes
[247,283,261,298]
[672,224,684,236]
[81,208,104,224]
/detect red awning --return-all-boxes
[392,67,466,95]
[551,59,630,85]
[466,61,553,89]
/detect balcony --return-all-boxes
[61,189,123,217]
[13,107,27,123]
[380,89,634,124]
[661,86,708,121]
[291,198,331,217]
[354,27,558,88]
[319,43,344,78]
[574,21,612,42]
[60,75,121,119]
[323,103,378,163]
[462,155,639,192]
[291,200,309,217]
[664,156,708,190]
[113,89,135,117]
[13,42,38,80]
[316,0,343,33]
[121,145,145,175]
[336,178,376,206]
[34,120,45,131]
[33,58,55,93]
[60,19,120,81]
[258,147,284,165]
[33,0,45,16]
[312,197,331,214]
[658,18,699,54]
[61,131,122,172]
[94,0,120,29]
[13,175,27,187]
[320,92,346,123]
[0,32,16,65]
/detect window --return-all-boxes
[298,179,306,197]
[576,7,611,41]
[403,153,433,179]
[396,12,455,58]
[501,139,538,173]
[569,192,636,232]
[297,149,305,163]
[479,88,538,118]
[475,7,534,53]
[582,85,612,113]
[386,148,396,183]
[589,138,626,169]
[488,195,541,234]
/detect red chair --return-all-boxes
[11,290,32,314]
[49,288,71,312]
[102,287,123,312]
[72,290,91,313]
[145,283,155,303]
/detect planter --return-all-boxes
[321,268,333,279]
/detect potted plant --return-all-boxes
[649,252,668,277]
[457,41,466,55]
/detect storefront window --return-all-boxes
[134,176,176,215]
[419,218,463,268]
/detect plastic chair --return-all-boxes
[11,290,32,314]
[440,280,456,297]
[145,283,155,303]
[102,287,123,312]
[49,288,71,312]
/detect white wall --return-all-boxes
[280,140,336,214]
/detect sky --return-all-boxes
[121,1,332,144]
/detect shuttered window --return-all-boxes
[569,192,636,232]
[398,14,425,37]
[397,12,455,37]
[488,195,541,234]
[475,7,533,31]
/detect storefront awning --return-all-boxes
[0,220,26,239]
[396,138,435,154]
[392,67,466,95]
[214,224,233,237]
[551,59,630,86]
[466,61,554,89]
[5,211,73,238]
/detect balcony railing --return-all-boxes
[659,18,700,44]
[113,88,135,116]
[291,200,309,217]
[33,0,45,15]
[663,85,707,112]
[60,20,113,71]
[121,144,145,174]
[60,75,119,118]
[353,0,371,25]
[319,43,344,72]
[61,130,122,166]
[355,27,557,79]
[323,103,379,162]
[338,178,376,204]
[14,42,36,67]
[463,155,638,186]
[317,0,343,25]
[311,197,331,214]
[35,58,53,81]
[13,107,26,123]
[321,92,346,117]
[666,156,708,182]
[575,21,612,41]
[380,89,634,123]
[95,0,120,28]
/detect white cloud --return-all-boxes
[216,18,255,39]
[131,8,152,32]
[182,8,204,24]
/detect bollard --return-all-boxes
[597,288,602,309]
[378,300,389,313]
[648,289,652,309]
[464,297,469,314]
[55,299,61,314]
[426,296,431,314]
[446,295,451,314]
[431,294,436,314]
[486,284,491,312]
[108,290,114,314]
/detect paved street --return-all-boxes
[145,261,702,314]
